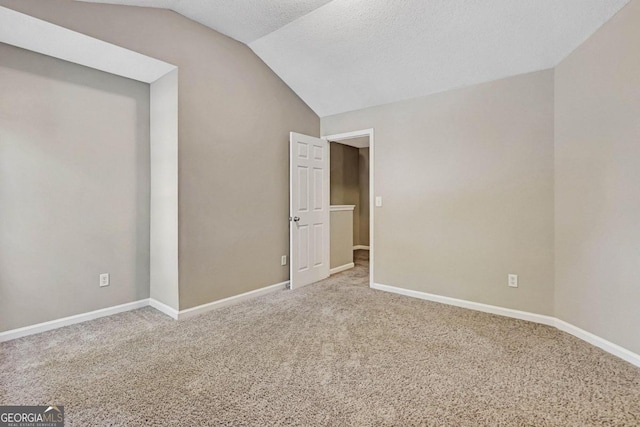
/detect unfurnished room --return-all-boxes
[1,0,639,425]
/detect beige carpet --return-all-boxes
[1,250,639,426]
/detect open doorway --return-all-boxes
[323,129,374,287]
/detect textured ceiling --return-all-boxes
[77,0,630,117]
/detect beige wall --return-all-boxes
[0,0,320,311]
[323,70,555,315]
[555,0,640,354]
[0,43,150,331]
[330,210,354,269]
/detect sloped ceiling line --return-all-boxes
[77,0,630,116]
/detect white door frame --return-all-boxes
[322,128,375,288]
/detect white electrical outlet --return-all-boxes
[508,274,518,288]
[281,255,287,266]
[99,273,110,287]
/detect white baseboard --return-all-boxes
[6,281,637,368]
[149,298,179,320]
[1,280,290,342]
[353,245,370,250]
[371,283,556,326]
[554,319,640,368]
[177,281,289,320]
[372,283,640,368]
[0,299,150,343]
[330,262,355,275]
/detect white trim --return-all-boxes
[4,282,638,368]
[353,245,370,250]
[372,283,640,368]
[1,280,291,342]
[330,263,355,275]
[330,205,356,212]
[324,129,373,141]
[554,319,640,368]
[371,283,555,325]
[322,128,375,289]
[0,299,150,343]
[177,281,289,320]
[149,298,179,320]
[289,133,294,289]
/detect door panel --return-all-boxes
[290,132,329,289]
[313,168,323,210]
[298,166,309,211]
[298,225,309,272]
[313,224,324,266]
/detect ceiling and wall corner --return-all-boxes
[76,0,335,43]
[0,5,176,82]
[76,0,630,117]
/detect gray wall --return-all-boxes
[358,148,370,247]
[330,142,370,247]
[330,142,360,244]
[0,43,150,331]
[555,0,640,354]
[0,0,320,311]
[323,70,555,316]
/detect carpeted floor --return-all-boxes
[1,250,639,426]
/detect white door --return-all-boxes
[290,132,330,289]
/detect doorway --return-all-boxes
[288,129,374,290]
[323,129,374,288]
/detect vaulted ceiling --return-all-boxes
[78,0,630,117]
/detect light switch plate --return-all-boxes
[375,196,383,207]
[99,273,110,287]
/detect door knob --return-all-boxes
[293,216,300,222]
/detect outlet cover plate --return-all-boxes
[99,273,110,287]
